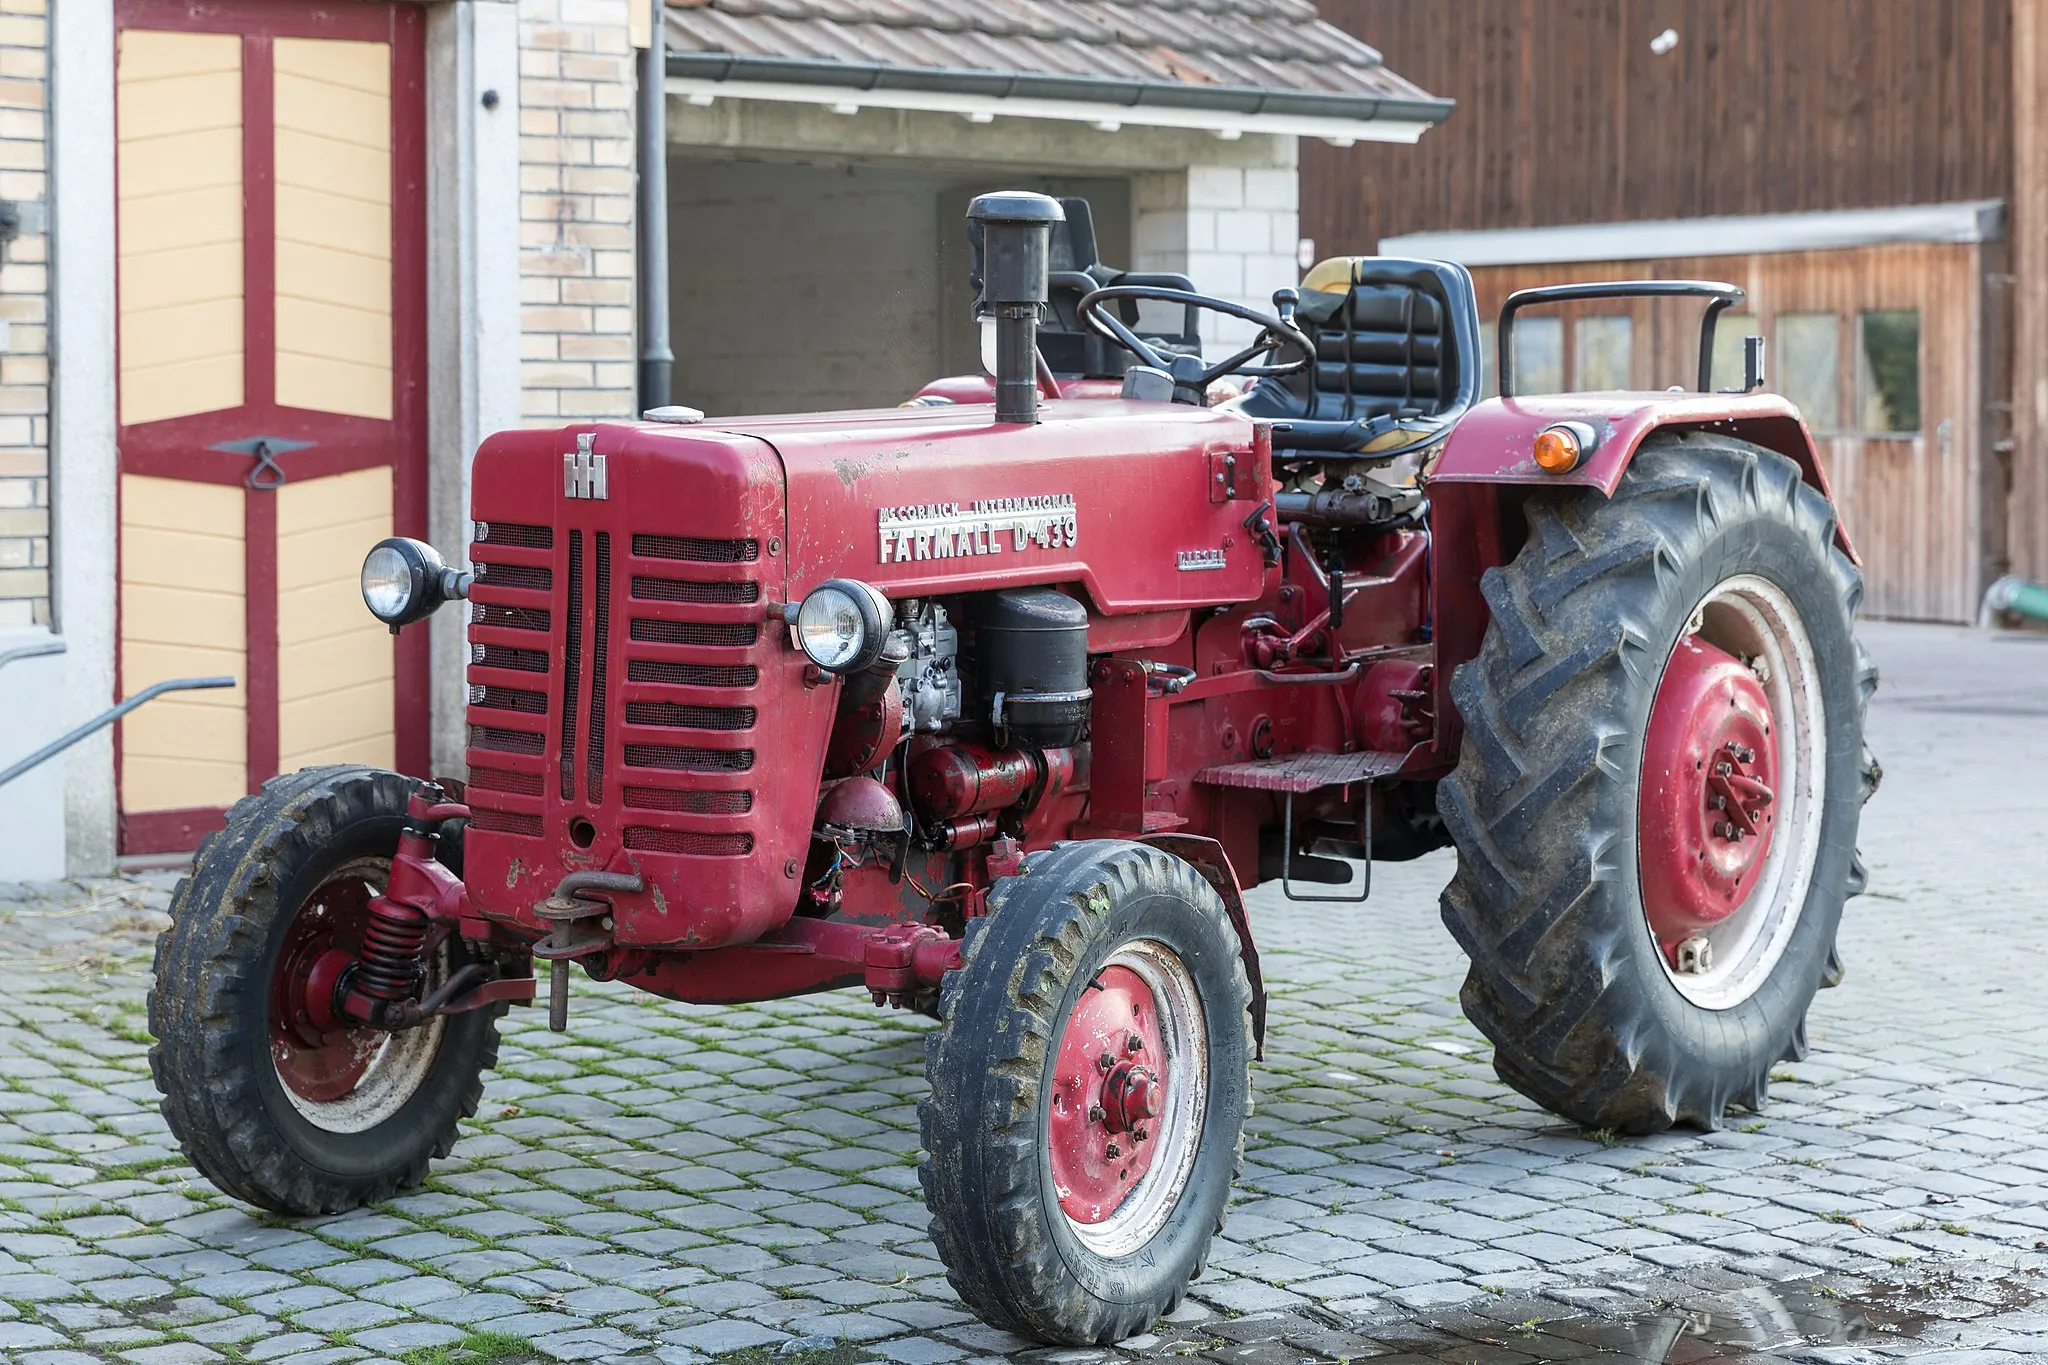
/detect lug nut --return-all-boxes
[1088,1104,1104,1122]
[1133,1126,1149,1142]
[1127,1036,1144,1053]
[1098,1052,1114,1071]
[1105,1143,1120,1160]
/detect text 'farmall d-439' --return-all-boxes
[150,193,1877,1345]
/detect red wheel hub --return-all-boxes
[270,877,386,1103]
[1048,965,1168,1225]
[1639,634,1779,959]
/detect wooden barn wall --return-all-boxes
[2014,0,2048,587]
[1308,0,2015,252]
[1467,243,1989,622]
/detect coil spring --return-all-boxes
[356,901,430,1001]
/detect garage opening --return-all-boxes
[668,158,1131,417]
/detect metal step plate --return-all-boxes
[1194,750,1407,794]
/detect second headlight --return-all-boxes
[790,579,893,674]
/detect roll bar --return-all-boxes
[1496,279,1745,398]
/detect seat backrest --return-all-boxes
[1240,257,1482,429]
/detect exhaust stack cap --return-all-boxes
[968,192,1063,425]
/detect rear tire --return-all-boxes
[149,766,502,1213]
[1440,434,1873,1132]
[919,841,1253,1345]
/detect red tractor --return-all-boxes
[150,193,1875,1345]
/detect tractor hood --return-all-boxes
[629,398,1272,617]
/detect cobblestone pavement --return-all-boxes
[0,620,2045,1365]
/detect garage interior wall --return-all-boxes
[668,158,1129,416]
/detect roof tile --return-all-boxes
[665,0,1443,111]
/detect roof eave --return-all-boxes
[666,50,1454,142]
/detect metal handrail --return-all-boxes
[0,675,236,787]
[0,639,64,674]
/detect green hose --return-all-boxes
[1981,575,2048,625]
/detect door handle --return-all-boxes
[206,435,315,490]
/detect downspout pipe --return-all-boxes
[636,8,673,412]
[1981,575,2048,627]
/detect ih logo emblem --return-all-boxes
[564,432,608,500]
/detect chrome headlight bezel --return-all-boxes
[791,578,893,674]
[361,537,468,631]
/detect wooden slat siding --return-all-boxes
[1306,0,2013,253]
[2014,0,2048,585]
[276,466,395,771]
[1468,243,1984,622]
[119,474,249,812]
[115,29,244,426]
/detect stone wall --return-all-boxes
[1133,145,1303,357]
[516,0,639,425]
[0,0,47,627]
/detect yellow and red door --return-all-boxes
[114,0,428,854]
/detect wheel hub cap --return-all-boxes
[1048,964,1167,1224]
[270,877,385,1103]
[1639,634,1780,959]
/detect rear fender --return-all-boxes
[1136,833,1266,1059]
[1430,393,1858,563]
[1422,393,1858,770]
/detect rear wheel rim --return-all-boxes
[1638,574,1826,1009]
[268,856,447,1133]
[1046,938,1207,1257]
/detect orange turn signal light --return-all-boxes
[1532,426,1582,473]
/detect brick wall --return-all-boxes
[516,0,638,424]
[0,0,46,627]
[1133,145,1302,358]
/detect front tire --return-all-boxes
[1440,433,1874,1132]
[149,765,503,1213]
[919,841,1253,1345]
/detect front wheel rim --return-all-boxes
[1046,938,1208,1258]
[268,857,447,1133]
[1637,574,1827,1009]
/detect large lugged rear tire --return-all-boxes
[149,765,503,1214]
[1440,433,1874,1132]
[919,841,1253,1345]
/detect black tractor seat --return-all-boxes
[1234,257,1482,466]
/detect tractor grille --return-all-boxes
[464,498,767,863]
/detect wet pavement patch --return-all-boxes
[1103,1265,2048,1362]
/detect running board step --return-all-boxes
[1194,750,1405,794]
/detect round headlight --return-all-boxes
[794,579,892,674]
[361,537,468,631]
[361,543,419,623]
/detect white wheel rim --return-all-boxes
[1645,574,1827,1009]
[1056,939,1208,1258]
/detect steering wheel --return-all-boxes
[1076,284,1316,390]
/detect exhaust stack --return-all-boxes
[968,192,1063,425]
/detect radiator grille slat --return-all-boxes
[474,561,551,593]
[475,643,549,673]
[559,530,584,800]
[632,533,758,563]
[474,603,550,633]
[623,786,752,814]
[623,827,753,856]
[586,531,612,803]
[625,659,757,688]
[470,808,543,836]
[623,743,755,772]
[470,765,545,797]
[472,685,546,715]
[630,576,760,605]
[629,619,758,648]
[475,521,553,549]
[624,701,755,731]
[471,725,544,756]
